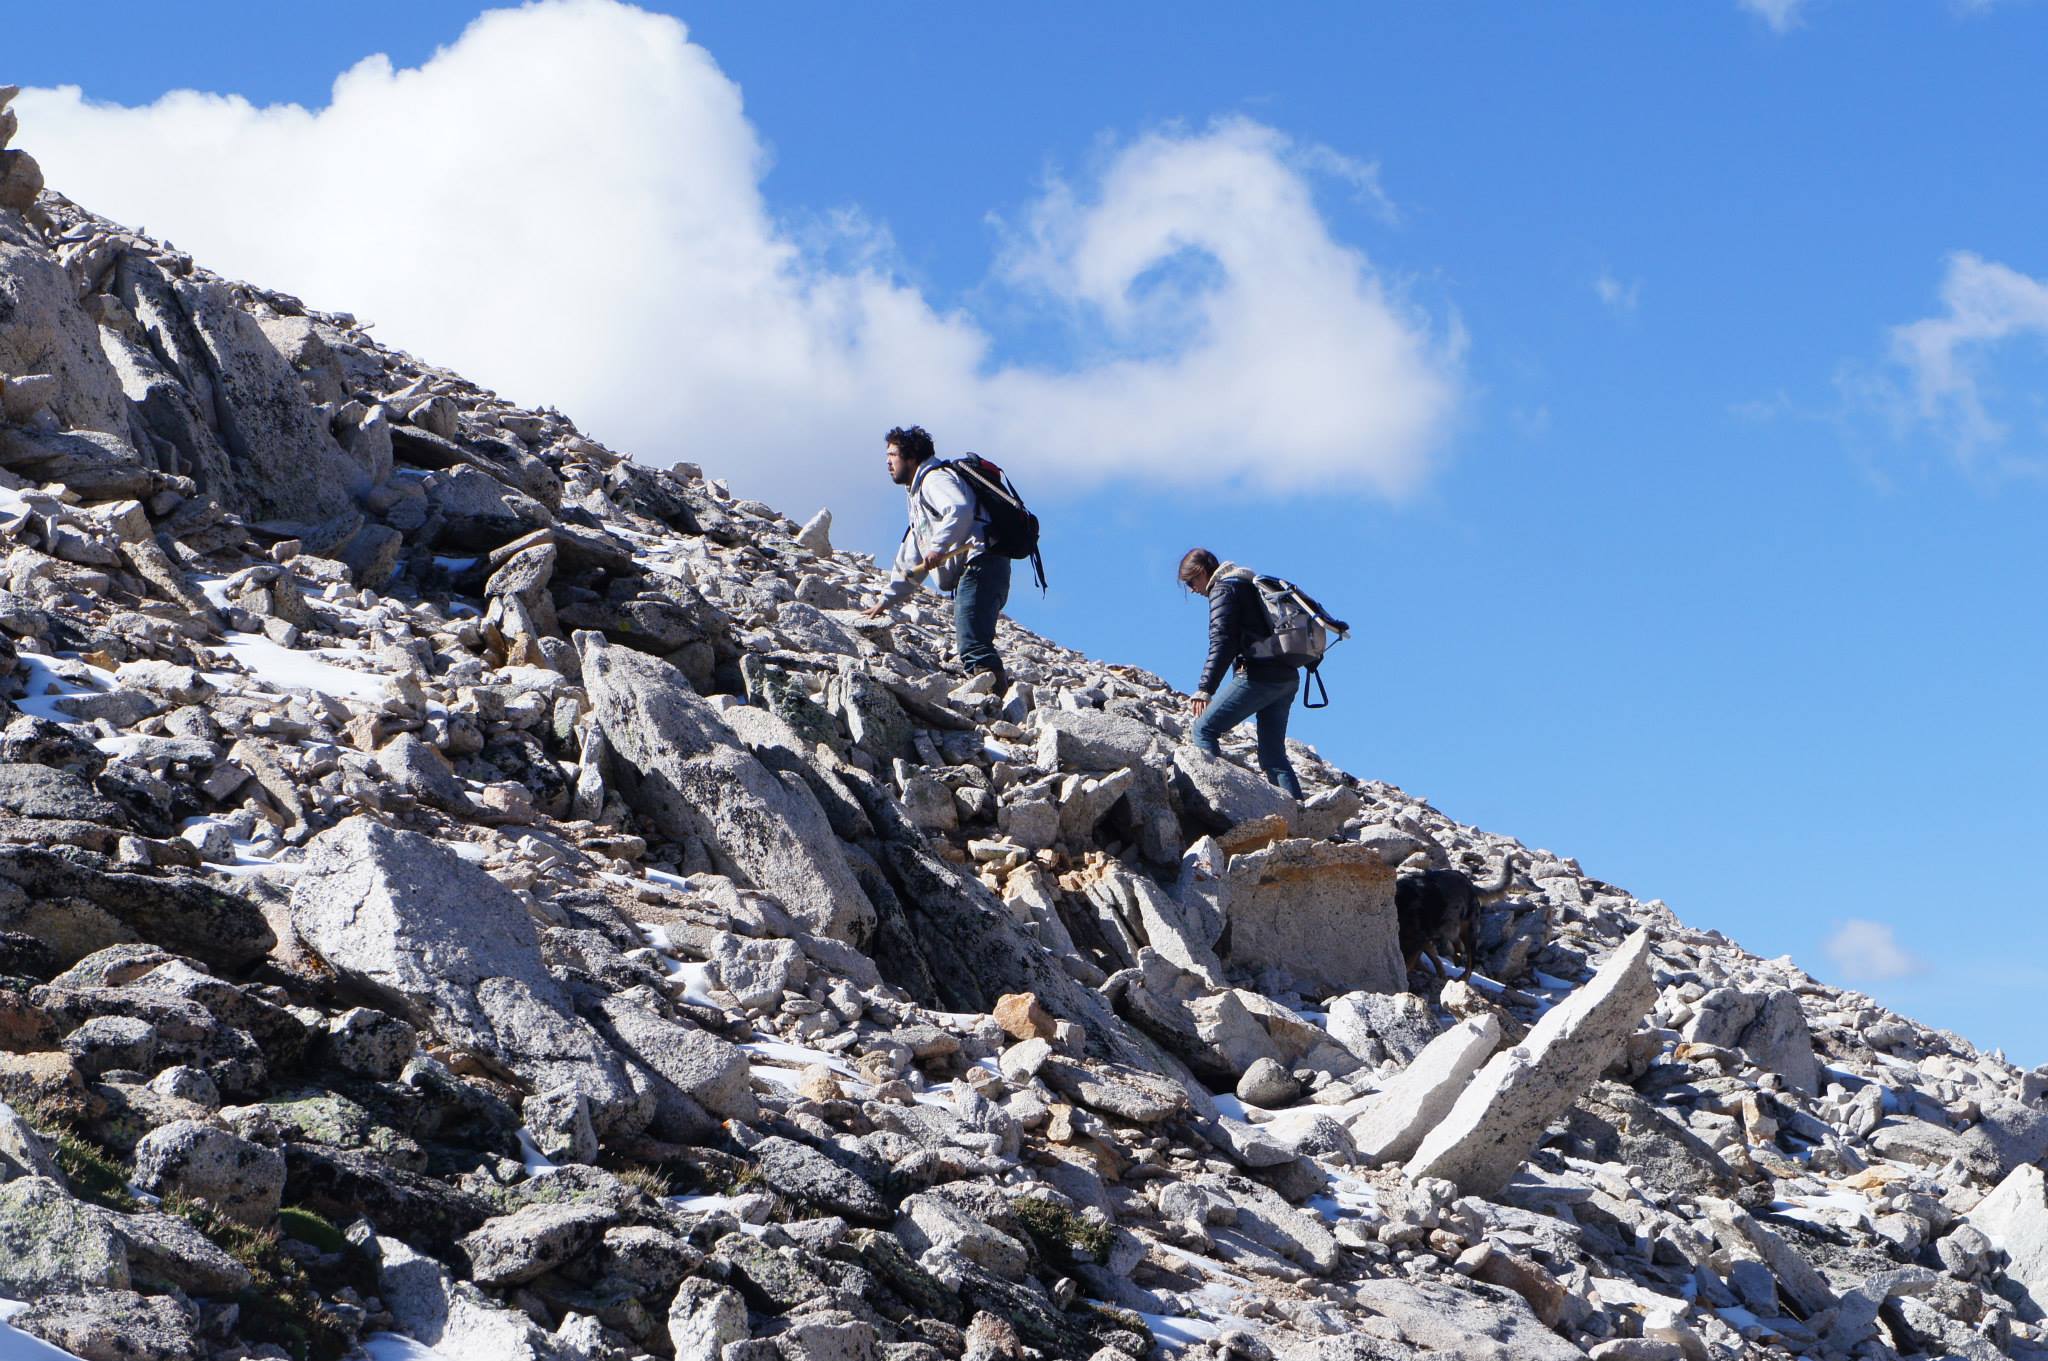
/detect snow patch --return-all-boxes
[1208,1092,1253,1123]
[1770,1188,1876,1231]
[1308,1174,1381,1224]
[516,1127,562,1177]
[360,1334,447,1361]
[666,1193,771,1236]
[203,838,304,878]
[675,961,720,1010]
[1136,1311,1224,1349]
[8,653,99,724]
[203,632,391,704]
[741,1038,863,1082]
[643,867,694,894]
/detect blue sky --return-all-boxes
[12,1,2048,1062]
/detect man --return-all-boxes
[864,425,1011,693]
[1179,547,1303,799]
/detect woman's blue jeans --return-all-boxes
[954,553,1010,677]
[1191,672,1302,798]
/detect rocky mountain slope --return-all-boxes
[2,92,2047,1361]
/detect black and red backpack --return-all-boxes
[947,453,1047,592]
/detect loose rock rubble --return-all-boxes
[1,100,2046,1361]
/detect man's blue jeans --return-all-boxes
[954,553,1010,677]
[1192,672,1302,798]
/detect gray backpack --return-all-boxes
[1220,565,1351,708]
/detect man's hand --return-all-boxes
[1190,697,1208,721]
[862,599,890,620]
[920,551,947,574]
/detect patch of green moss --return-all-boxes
[277,1205,347,1254]
[1013,1195,1115,1265]
[485,1171,581,1211]
[165,1195,353,1361]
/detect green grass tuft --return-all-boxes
[15,1097,141,1213]
[1013,1195,1116,1264]
[612,1161,675,1199]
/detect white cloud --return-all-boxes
[1593,270,1640,316]
[1824,919,1926,982]
[1885,251,2048,465]
[1291,143,1400,225]
[15,0,1460,536]
[1740,0,1808,33]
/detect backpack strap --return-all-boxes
[908,460,939,521]
[1302,663,1331,710]
[952,458,1029,517]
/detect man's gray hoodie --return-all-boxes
[877,460,986,605]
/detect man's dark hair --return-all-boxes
[1178,547,1219,589]
[885,425,936,465]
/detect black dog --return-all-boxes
[1396,861,1515,986]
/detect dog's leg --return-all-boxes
[1401,949,1421,994]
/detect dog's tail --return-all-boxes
[1457,855,1517,982]
[1474,853,1520,897]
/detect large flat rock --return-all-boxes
[0,1176,130,1294]
[1220,838,1401,996]
[429,464,558,552]
[1350,1014,1501,1165]
[288,817,640,1134]
[1037,709,1168,771]
[0,426,153,500]
[1406,930,1656,1196]
[592,994,756,1123]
